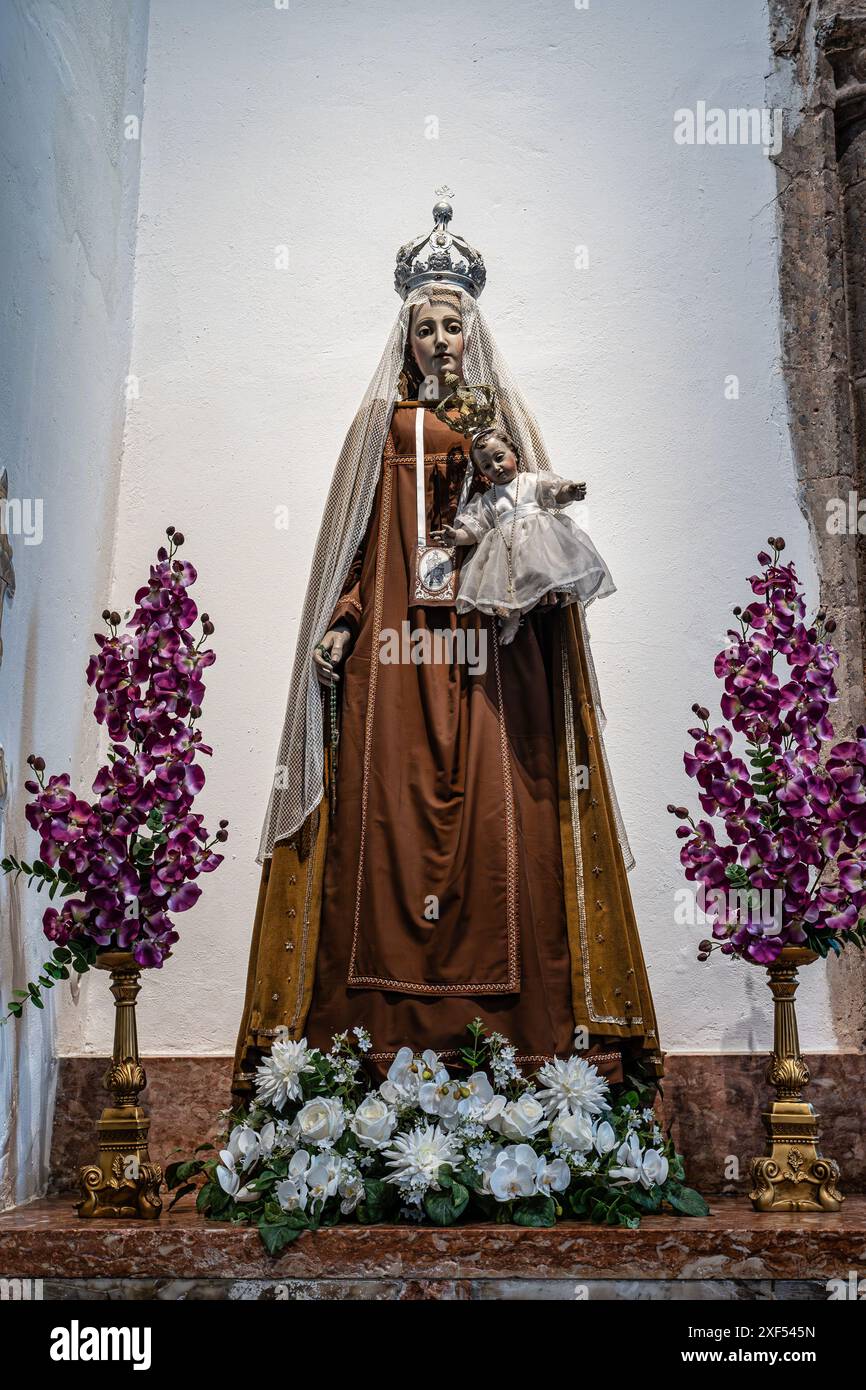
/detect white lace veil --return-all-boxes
[257,283,625,864]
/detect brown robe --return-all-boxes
[233,403,661,1094]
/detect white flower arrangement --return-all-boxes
[168,1021,706,1253]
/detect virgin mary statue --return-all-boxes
[232,198,661,1096]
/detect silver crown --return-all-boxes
[394,198,486,299]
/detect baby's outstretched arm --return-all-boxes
[431,523,477,546]
[553,479,587,502]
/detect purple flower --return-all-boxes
[21,531,227,966]
[676,546,866,963]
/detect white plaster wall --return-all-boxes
[0,0,149,1205]
[54,0,841,1060]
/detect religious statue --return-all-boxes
[232,198,661,1096]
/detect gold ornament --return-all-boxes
[76,951,162,1219]
[433,372,497,438]
[748,946,844,1212]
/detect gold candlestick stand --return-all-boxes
[749,946,844,1212]
[76,950,162,1219]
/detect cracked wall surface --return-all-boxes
[768,0,866,1048]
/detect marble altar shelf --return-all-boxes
[1,1197,864,1300]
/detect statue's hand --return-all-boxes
[432,524,473,545]
[558,480,587,502]
[313,624,353,688]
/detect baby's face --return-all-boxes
[473,434,518,485]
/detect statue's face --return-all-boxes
[409,299,464,390]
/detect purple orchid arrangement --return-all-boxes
[1,528,227,1019]
[669,537,866,966]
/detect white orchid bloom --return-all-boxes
[338,1170,365,1214]
[225,1123,261,1170]
[592,1119,617,1156]
[639,1148,669,1189]
[275,1173,309,1213]
[215,1148,260,1204]
[381,1047,448,1105]
[418,1077,460,1122]
[534,1155,571,1197]
[306,1153,343,1205]
[489,1144,539,1202]
[609,1132,645,1186]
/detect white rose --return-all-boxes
[295,1096,345,1146]
[550,1109,594,1154]
[497,1093,547,1141]
[350,1093,397,1149]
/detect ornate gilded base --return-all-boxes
[749,1100,844,1212]
[75,950,163,1220]
[77,1106,163,1220]
[748,948,844,1214]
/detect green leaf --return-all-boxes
[195,1184,215,1215]
[629,1186,663,1212]
[665,1184,710,1217]
[259,1219,301,1256]
[423,1188,462,1226]
[357,1177,392,1224]
[168,1183,197,1211]
[166,1158,205,1186]
[512,1195,557,1228]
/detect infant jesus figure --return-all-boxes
[433,427,613,644]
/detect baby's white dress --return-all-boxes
[454,471,615,641]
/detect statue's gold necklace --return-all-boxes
[494,473,521,600]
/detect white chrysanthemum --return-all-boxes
[535,1056,610,1119]
[254,1038,316,1111]
[382,1123,461,1196]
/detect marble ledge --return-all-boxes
[2,1197,865,1284]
